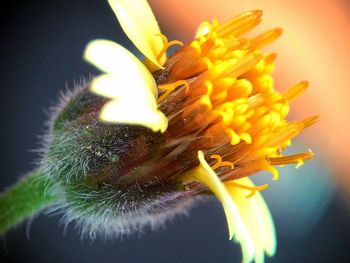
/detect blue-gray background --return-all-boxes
[1,0,349,262]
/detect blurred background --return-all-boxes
[0,0,349,262]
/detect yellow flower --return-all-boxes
[84,1,318,262]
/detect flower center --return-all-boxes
[150,11,319,192]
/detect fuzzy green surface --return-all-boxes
[0,170,60,235]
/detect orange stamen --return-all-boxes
[300,115,320,129]
[226,181,269,198]
[157,80,189,103]
[210,154,234,170]
[216,10,263,38]
[284,81,309,101]
[156,33,184,62]
[268,150,314,166]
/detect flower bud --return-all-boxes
[42,83,197,237]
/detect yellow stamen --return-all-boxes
[226,128,242,145]
[204,81,214,96]
[199,57,214,70]
[210,154,234,170]
[269,166,280,181]
[255,160,280,181]
[190,41,202,56]
[225,181,269,198]
[157,80,189,103]
[240,133,252,144]
[156,33,184,62]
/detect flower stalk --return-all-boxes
[0,170,60,235]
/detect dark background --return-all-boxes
[1,0,350,262]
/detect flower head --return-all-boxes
[77,0,318,262]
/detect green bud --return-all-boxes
[38,82,199,237]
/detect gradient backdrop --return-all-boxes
[1,1,350,262]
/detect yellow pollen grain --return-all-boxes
[204,80,214,96]
[234,104,249,115]
[226,128,241,145]
[240,133,252,144]
[212,91,228,105]
[199,95,213,109]
[213,109,234,125]
[200,57,214,69]
[190,41,202,56]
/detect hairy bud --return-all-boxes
[41,82,198,237]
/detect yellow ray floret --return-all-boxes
[180,151,255,261]
[225,178,276,263]
[84,39,168,133]
[108,0,165,70]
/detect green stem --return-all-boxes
[0,169,61,235]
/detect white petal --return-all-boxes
[100,99,168,133]
[225,177,277,263]
[90,74,157,110]
[108,0,165,69]
[84,39,158,98]
[90,74,124,99]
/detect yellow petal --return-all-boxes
[225,178,276,263]
[180,151,254,258]
[108,0,165,69]
[84,39,158,98]
[100,99,168,133]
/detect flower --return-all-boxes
[83,0,318,262]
